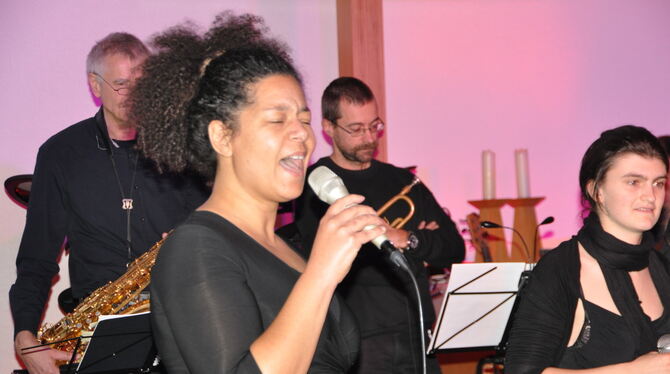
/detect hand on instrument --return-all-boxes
[15,330,72,374]
[309,194,386,285]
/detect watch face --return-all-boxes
[408,233,419,249]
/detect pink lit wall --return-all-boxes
[2,0,670,371]
[0,1,337,371]
[383,0,670,255]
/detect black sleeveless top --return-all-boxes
[559,296,670,369]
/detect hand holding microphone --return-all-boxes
[308,194,387,285]
[308,166,410,270]
[621,334,670,372]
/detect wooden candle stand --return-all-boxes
[467,199,509,262]
[507,197,544,262]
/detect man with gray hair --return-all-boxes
[10,33,207,373]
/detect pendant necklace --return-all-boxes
[109,142,140,266]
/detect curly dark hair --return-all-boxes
[128,12,302,181]
[579,124,668,216]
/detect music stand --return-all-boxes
[76,312,156,374]
[427,262,529,354]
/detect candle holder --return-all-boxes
[467,199,509,262]
[507,197,544,262]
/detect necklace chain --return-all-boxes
[109,146,140,265]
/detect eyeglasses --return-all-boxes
[333,120,385,137]
[92,73,131,96]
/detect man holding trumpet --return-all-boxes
[293,77,465,374]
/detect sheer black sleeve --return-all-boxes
[505,241,580,374]
[407,183,465,268]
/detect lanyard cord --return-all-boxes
[109,149,140,265]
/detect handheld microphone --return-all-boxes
[480,220,531,262]
[532,216,554,261]
[658,334,670,353]
[308,166,409,269]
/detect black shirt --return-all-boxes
[506,238,670,373]
[151,211,359,373]
[9,109,208,336]
[559,298,670,368]
[294,157,465,335]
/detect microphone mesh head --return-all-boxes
[308,166,349,204]
[658,334,670,353]
[541,216,555,225]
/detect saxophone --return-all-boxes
[37,236,166,355]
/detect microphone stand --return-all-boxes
[532,217,554,261]
[405,261,427,374]
[481,221,531,263]
[382,242,427,374]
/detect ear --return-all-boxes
[322,118,335,138]
[586,180,600,204]
[88,73,102,99]
[208,120,233,157]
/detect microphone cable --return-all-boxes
[399,257,427,374]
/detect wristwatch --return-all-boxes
[406,231,419,251]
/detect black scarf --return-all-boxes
[577,213,670,355]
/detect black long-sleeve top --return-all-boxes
[151,211,359,373]
[9,109,208,336]
[294,157,465,336]
[505,237,670,373]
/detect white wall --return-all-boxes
[0,1,337,371]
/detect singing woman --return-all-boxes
[127,13,386,373]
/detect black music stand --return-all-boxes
[427,262,529,354]
[76,312,156,374]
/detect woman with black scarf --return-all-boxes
[505,125,670,373]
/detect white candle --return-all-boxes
[482,150,496,199]
[515,149,530,198]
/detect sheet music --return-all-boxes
[428,262,527,352]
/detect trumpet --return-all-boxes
[376,177,421,229]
